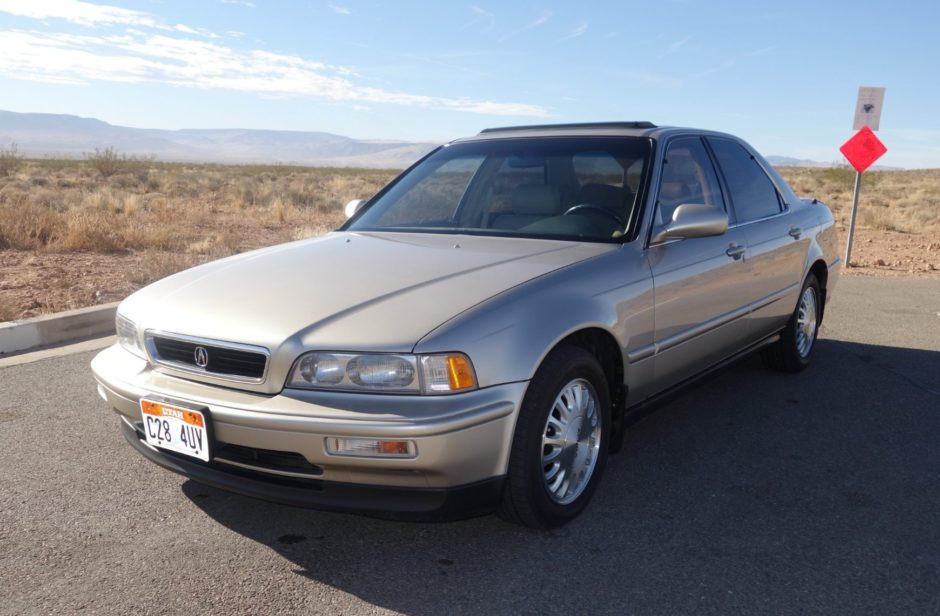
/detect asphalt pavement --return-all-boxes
[1,275,938,615]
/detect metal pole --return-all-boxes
[844,171,862,267]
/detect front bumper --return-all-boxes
[120,419,505,520]
[92,344,527,516]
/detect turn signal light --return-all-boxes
[419,353,477,393]
[325,437,416,458]
[446,355,476,390]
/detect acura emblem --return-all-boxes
[194,346,209,368]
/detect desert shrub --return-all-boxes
[0,201,65,249]
[819,166,855,185]
[85,147,154,179]
[127,252,193,286]
[858,207,900,232]
[86,147,123,178]
[109,172,141,190]
[0,296,20,322]
[59,210,128,252]
[269,195,289,223]
[0,142,20,177]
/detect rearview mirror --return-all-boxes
[650,204,728,244]
[344,199,367,219]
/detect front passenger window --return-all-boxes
[657,137,725,227]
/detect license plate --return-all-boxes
[140,399,211,462]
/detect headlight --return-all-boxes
[115,313,146,358]
[287,352,477,395]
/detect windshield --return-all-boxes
[346,136,652,242]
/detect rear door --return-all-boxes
[706,137,805,339]
[647,136,751,393]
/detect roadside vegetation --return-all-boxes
[779,166,940,232]
[0,143,21,177]
[0,156,394,255]
[0,154,937,320]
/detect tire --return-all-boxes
[761,273,822,373]
[497,345,611,529]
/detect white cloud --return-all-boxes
[526,11,553,30]
[219,0,255,6]
[329,4,351,15]
[0,0,160,27]
[465,6,495,33]
[560,21,588,41]
[0,28,549,117]
[662,37,688,56]
[0,0,220,37]
[174,23,219,39]
[500,10,552,41]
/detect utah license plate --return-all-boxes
[140,399,211,462]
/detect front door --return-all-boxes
[647,136,752,394]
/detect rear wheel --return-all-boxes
[498,346,611,528]
[761,273,821,372]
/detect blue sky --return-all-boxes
[0,0,937,167]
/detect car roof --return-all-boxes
[450,122,738,144]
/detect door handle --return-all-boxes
[726,244,746,260]
[788,226,802,239]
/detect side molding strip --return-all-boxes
[626,283,799,364]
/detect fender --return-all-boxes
[413,246,654,389]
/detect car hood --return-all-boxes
[120,232,615,382]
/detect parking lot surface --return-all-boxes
[1,276,938,615]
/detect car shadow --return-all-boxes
[182,338,940,614]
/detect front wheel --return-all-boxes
[761,273,821,372]
[498,346,611,528]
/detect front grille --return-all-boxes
[149,334,268,381]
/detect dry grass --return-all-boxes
[0,158,396,320]
[3,160,935,256]
[0,158,396,254]
[0,143,21,177]
[1,158,938,321]
[777,166,940,233]
[0,295,18,321]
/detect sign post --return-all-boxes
[841,87,887,267]
[843,169,864,268]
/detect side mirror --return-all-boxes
[344,199,367,219]
[651,204,728,244]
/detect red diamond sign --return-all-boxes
[840,126,887,173]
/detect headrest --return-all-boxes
[512,184,560,216]
[659,181,688,201]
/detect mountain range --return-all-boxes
[0,110,437,168]
[1,110,854,169]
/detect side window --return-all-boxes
[707,138,782,222]
[657,137,725,226]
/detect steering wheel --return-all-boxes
[562,203,626,228]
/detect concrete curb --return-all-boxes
[0,302,118,355]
